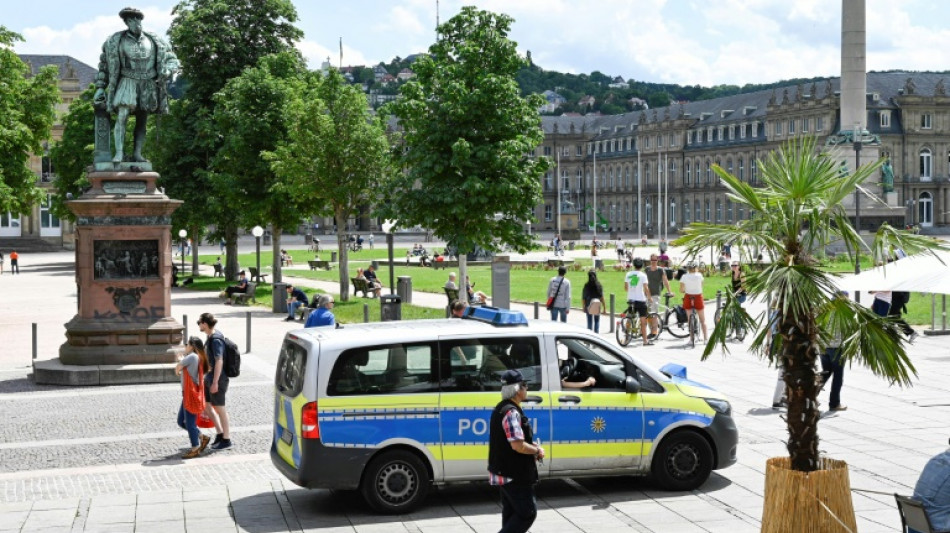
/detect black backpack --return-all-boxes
[212,332,241,378]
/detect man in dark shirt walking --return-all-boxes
[488,369,545,533]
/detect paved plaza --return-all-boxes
[1,238,948,532]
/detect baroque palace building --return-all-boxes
[536,71,950,238]
[10,55,96,248]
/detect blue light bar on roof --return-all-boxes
[462,306,528,327]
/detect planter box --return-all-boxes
[761,457,856,533]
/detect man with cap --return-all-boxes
[488,369,544,533]
[914,439,950,532]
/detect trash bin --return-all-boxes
[330,251,337,262]
[594,259,604,271]
[397,276,412,305]
[305,234,313,245]
[380,294,401,321]
[370,260,380,270]
[263,230,272,246]
[272,282,287,313]
[568,241,575,251]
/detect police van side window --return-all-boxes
[275,340,306,396]
[327,343,438,396]
[440,337,542,392]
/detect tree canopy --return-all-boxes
[0,27,60,214]
[383,7,549,257]
[49,85,95,221]
[268,68,392,300]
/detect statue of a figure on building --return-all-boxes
[881,158,894,193]
[93,7,179,163]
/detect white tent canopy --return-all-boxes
[835,250,950,294]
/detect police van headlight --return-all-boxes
[704,398,731,416]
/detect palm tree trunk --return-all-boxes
[782,312,822,472]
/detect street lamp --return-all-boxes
[853,122,862,278]
[381,220,396,294]
[252,225,263,283]
[178,229,187,282]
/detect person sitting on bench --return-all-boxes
[363,265,382,297]
[223,271,248,304]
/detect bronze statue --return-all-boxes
[93,7,179,163]
[881,158,894,193]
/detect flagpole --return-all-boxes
[637,150,642,243]
[657,151,662,242]
[557,151,561,237]
[593,151,597,239]
[664,152,669,241]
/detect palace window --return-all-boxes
[816,117,824,131]
[880,112,890,129]
[920,148,932,179]
[788,119,795,134]
[921,113,933,129]
[738,158,745,181]
[802,118,809,133]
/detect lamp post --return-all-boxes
[252,225,263,283]
[853,122,862,277]
[177,229,187,280]
[381,220,396,294]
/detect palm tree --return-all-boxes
[675,135,946,472]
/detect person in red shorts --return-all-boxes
[679,262,707,344]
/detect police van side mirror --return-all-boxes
[624,376,641,394]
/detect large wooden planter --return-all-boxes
[761,457,857,533]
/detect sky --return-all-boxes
[7,0,950,87]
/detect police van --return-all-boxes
[271,307,737,513]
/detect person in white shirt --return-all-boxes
[679,262,708,344]
[624,258,653,346]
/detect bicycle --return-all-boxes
[713,290,747,342]
[616,301,660,347]
[660,293,690,339]
[687,307,701,348]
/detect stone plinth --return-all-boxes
[42,169,185,385]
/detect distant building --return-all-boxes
[534,72,950,234]
[539,90,566,114]
[397,68,414,81]
[578,95,596,110]
[609,76,628,89]
[628,97,648,109]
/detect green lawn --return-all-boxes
[192,248,937,325]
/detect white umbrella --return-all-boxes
[835,250,950,295]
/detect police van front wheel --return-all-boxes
[361,450,430,514]
[650,431,713,491]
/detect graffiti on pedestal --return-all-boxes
[94,239,160,279]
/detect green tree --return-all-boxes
[675,136,947,473]
[383,7,549,289]
[267,68,391,301]
[213,52,309,283]
[0,28,59,214]
[158,0,303,279]
[49,85,96,221]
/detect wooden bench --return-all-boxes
[213,263,223,277]
[249,267,267,284]
[352,277,374,298]
[231,282,258,306]
[308,260,332,271]
[432,260,459,270]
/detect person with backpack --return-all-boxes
[581,270,604,333]
[197,312,233,450]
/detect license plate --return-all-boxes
[281,429,294,445]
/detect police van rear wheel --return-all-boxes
[651,431,713,491]
[361,450,430,514]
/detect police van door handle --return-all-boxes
[524,395,544,404]
[558,395,581,404]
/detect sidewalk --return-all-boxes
[1,245,948,532]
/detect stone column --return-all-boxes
[840,0,866,132]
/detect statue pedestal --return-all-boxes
[35,170,185,385]
[885,192,898,206]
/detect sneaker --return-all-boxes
[197,434,211,453]
[212,433,223,446]
[212,439,232,450]
[182,447,202,459]
[283,317,294,322]
[831,405,848,411]
[908,331,919,344]
[772,400,788,410]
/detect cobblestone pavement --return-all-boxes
[0,244,948,531]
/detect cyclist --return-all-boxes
[645,254,674,338]
[624,258,653,346]
[679,262,708,344]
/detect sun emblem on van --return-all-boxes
[590,416,606,433]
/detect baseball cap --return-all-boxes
[500,369,525,385]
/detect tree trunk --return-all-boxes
[272,226,282,284]
[336,209,349,302]
[190,225,200,276]
[458,254,468,307]
[224,224,239,281]
[782,311,822,472]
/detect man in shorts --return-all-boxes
[645,254,674,338]
[679,262,708,344]
[624,258,653,346]
[197,312,232,450]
